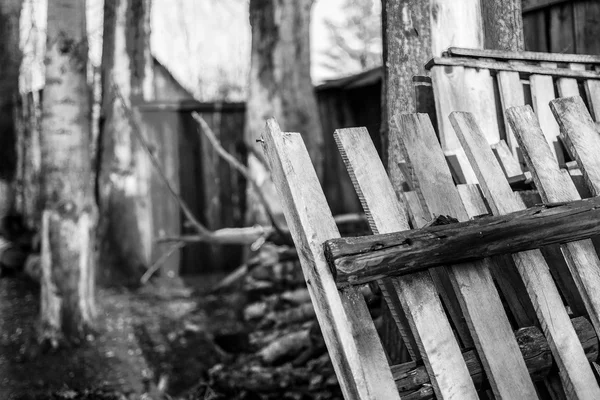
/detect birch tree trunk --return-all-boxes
[40,0,96,345]
[0,0,23,218]
[245,0,323,226]
[98,0,154,283]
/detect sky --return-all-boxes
[19,0,360,100]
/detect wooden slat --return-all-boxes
[334,127,478,399]
[497,71,526,156]
[451,111,600,399]
[426,57,600,79]
[574,1,600,56]
[508,104,600,334]
[261,119,401,400]
[550,96,600,196]
[584,79,600,122]
[457,184,540,328]
[394,114,538,399]
[530,65,563,164]
[557,64,584,98]
[492,140,526,178]
[431,65,501,183]
[446,46,600,64]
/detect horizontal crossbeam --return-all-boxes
[325,196,600,286]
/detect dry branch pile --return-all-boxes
[191,221,373,400]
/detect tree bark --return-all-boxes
[245,0,323,226]
[40,0,96,345]
[381,0,431,170]
[0,0,23,217]
[481,0,524,51]
[98,0,154,283]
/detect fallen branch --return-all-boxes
[140,242,186,285]
[111,82,211,238]
[191,112,288,240]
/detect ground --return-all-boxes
[0,271,341,400]
[0,273,242,399]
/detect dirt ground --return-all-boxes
[0,273,247,400]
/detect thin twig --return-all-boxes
[191,112,288,239]
[111,82,211,237]
[140,242,186,284]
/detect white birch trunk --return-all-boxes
[40,0,97,344]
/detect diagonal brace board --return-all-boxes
[261,119,401,400]
[324,196,600,286]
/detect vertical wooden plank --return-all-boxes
[551,96,600,196]
[394,114,538,399]
[431,65,501,183]
[497,71,526,157]
[145,111,181,278]
[508,105,600,336]
[262,120,401,400]
[574,0,600,55]
[451,111,600,400]
[584,78,600,122]
[335,127,478,400]
[530,66,564,164]
[549,2,575,54]
[557,64,584,99]
[523,11,549,52]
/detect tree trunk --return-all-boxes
[245,0,323,226]
[15,91,43,229]
[98,0,154,284]
[0,0,23,217]
[481,0,524,51]
[40,0,96,345]
[381,0,431,168]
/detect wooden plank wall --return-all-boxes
[523,0,600,54]
[175,104,247,274]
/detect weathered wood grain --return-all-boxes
[551,96,600,197]
[335,127,420,361]
[325,195,600,286]
[446,46,600,64]
[451,111,600,399]
[557,64,584,98]
[394,113,537,399]
[530,63,562,163]
[334,127,477,399]
[508,104,600,336]
[261,119,400,400]
[426,57,600,79]
[497,71,526,156]
[458,184,540,327]
[391,316,598,398]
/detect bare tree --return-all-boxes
[318,0,382,76]
[97,0,154,283]
[40,0,97,346]
[245,0,323,226]
[0,0,23,216]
